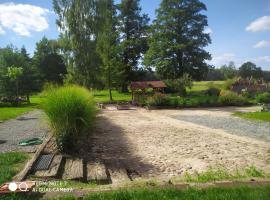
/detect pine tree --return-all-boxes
[144,0,211,80]
[117,0,149,92]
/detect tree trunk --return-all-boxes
[27,95,30,103]
[108,65,113,102]
[121,84,128,93]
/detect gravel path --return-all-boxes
[0,110,49,153]
[170,114,270,142]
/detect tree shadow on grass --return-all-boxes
[76,114,157,180]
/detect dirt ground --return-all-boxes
[80,106,270,181]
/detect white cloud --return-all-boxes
[0,25,5,35]
[204,27,213,34]
[253,40,270,48]
[0,2,49,36]
[255,56,270,63]
[210,53,237,67]
[246,16,270,32]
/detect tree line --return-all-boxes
[0,0,269,101]
[207,61,270,81]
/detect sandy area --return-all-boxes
[83,106,270,180]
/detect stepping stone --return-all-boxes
[87,161,110,184]
[108,168,130,184]
[34,155,63,178]
[62,158,83,180]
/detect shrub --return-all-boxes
[43,85,96,153]
[168,97,179,107]
[164,73,193,96]
[218,90,248,106]
[223,78,237,90]
[256,92,270,104]
[206,87,221,96]
[146,93,170,106]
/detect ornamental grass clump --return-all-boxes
[43,85,96,153]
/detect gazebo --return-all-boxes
[130,81,167,104]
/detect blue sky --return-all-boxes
[0,0,270,70]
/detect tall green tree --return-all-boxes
[97,0,120,101]
[238,62,263,79]
[53,0,102,88]
[144,0,211,80]
[33,37,67,84]
[117,0,149,92]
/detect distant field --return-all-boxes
[234,112,270,122]
[188,81,226,92]
[93,90,131,103]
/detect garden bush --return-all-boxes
[256,92,270,104]
[164,73,193,96]
[206,87,221,96]
[218,90,248,106]
[146,93,170,106]
[43,85,96,153]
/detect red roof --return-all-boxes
[130,81,166,90]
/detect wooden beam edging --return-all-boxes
[42,179,270,199]
[13,134,53,181]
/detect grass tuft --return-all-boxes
[0,152,29,184]
[182,165,266,183]
[43,85,96,153]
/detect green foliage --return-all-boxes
[256,92,270,104]
[146,93,170,106]
[96,0,120,101]
[0,152,29,184]
[7,66,23,80]
[0,46,39,98]
[53,0,102,88]
[206,87,221,96]
[223,78,237,90]
[117,0,150,92]
[144,0,211,80]
[219,90,248,106]
[164,74,193,96]
[33,37,67,85]
[43,85,96,153]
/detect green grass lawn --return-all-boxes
[84,186,270,200]
[0,96,42,122]
[0,107,34,122]
[0,152,29,185]
[4,186,270,200]
[93,90,131,103]
[234,112,270,122]
[188,81,226,92]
